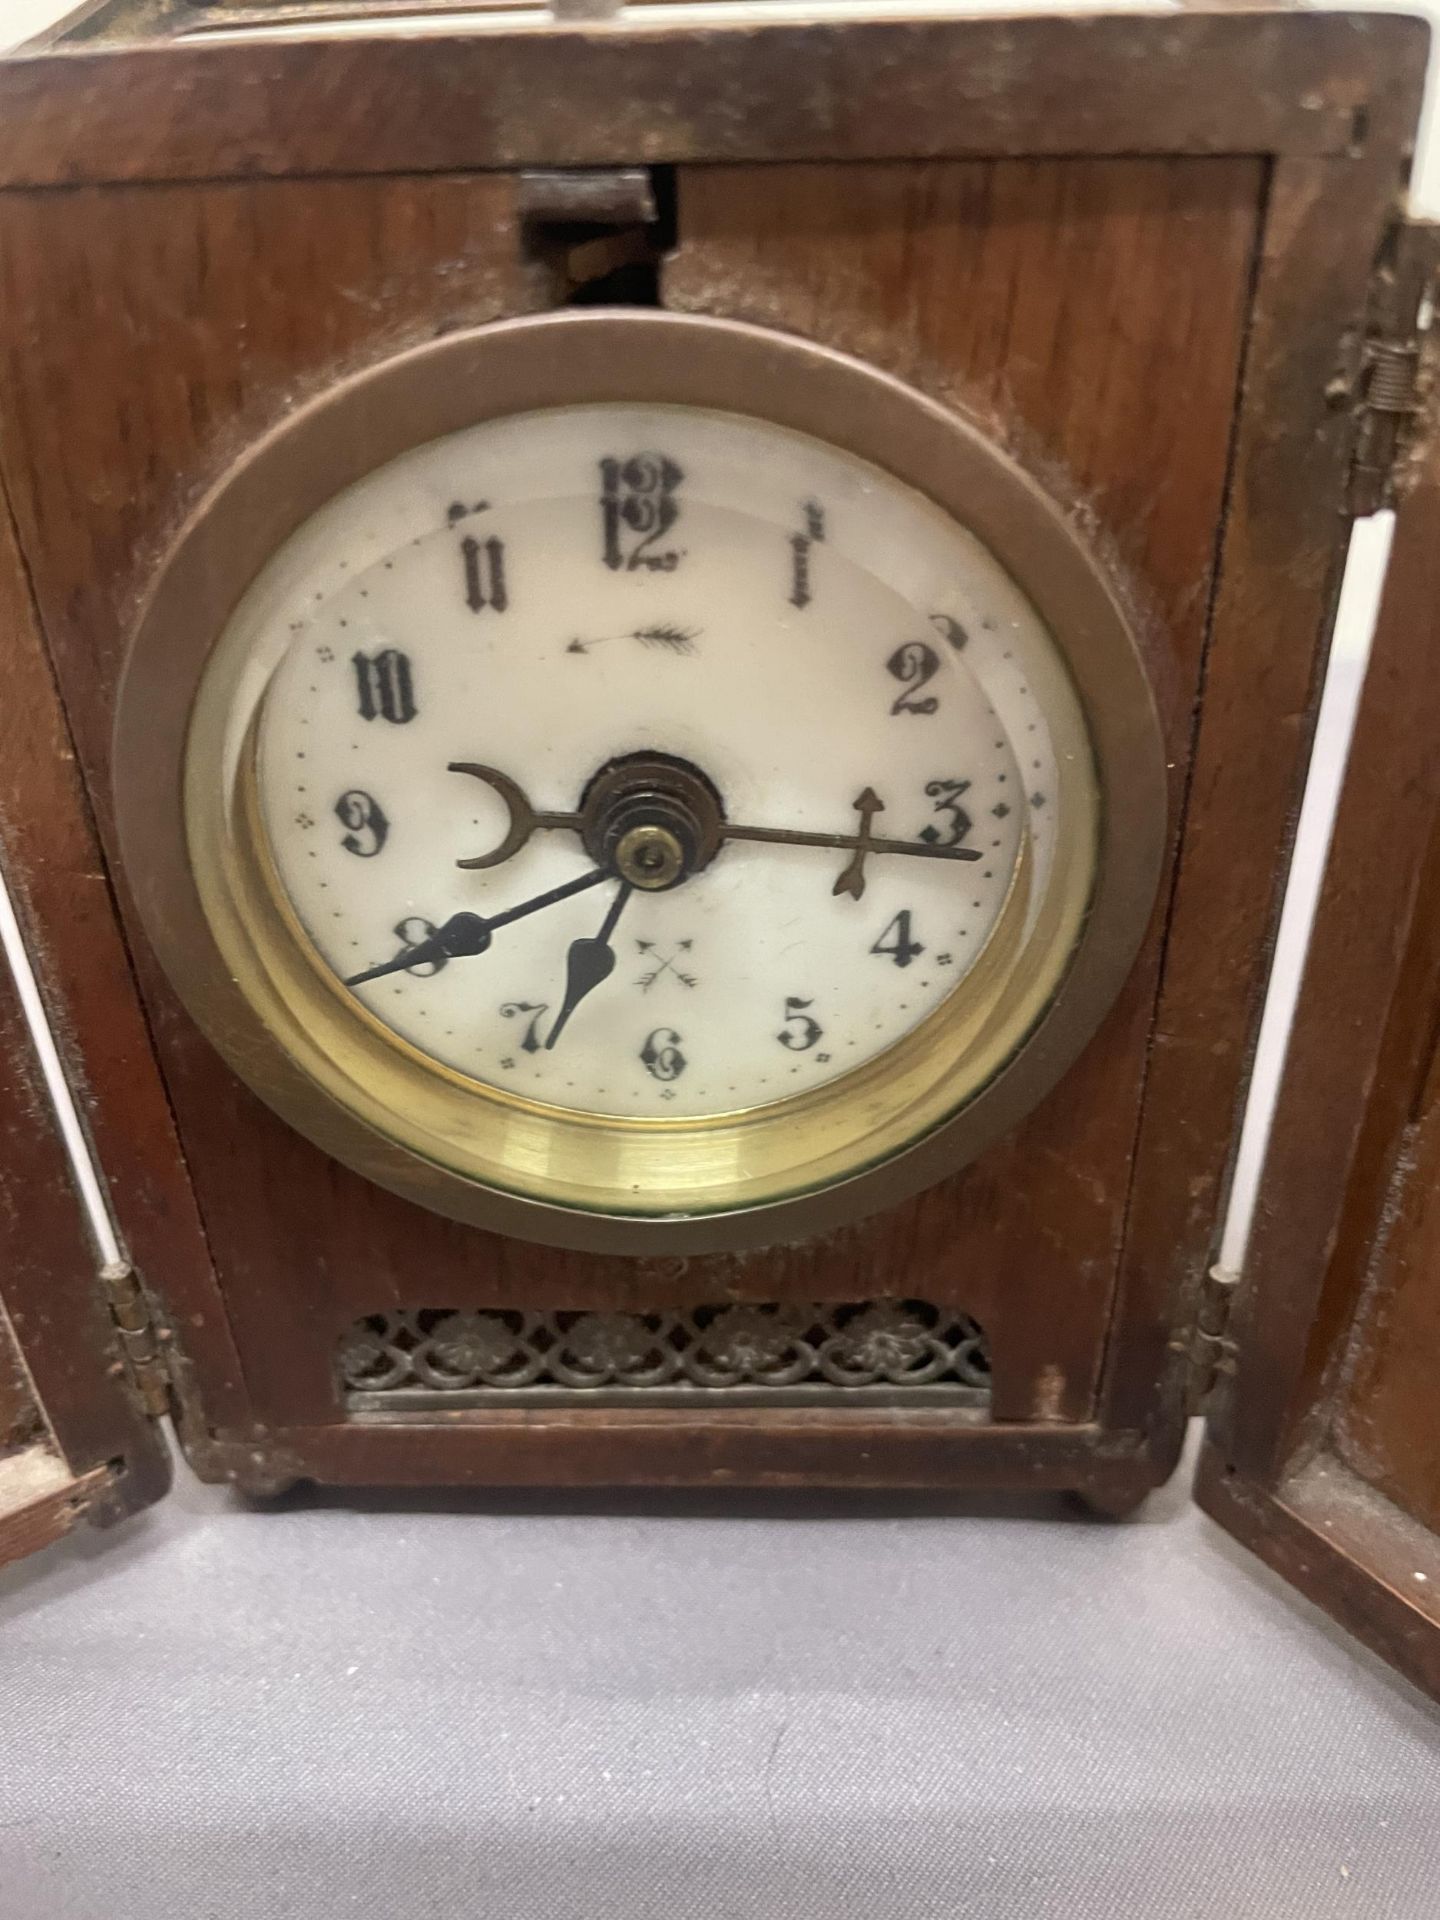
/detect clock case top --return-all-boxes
[0,6,1437,1699]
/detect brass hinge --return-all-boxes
[1182,1264,1240,1416]
[100,1260,172,1421]
[1340,215,1440,517]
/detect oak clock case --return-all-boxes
[115,312,1164,1253]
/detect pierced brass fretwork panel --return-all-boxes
[341,1300,991,1411]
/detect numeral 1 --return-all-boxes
[789,499,825,609]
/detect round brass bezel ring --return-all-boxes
[113,310,1167,1256]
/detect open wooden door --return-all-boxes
[1195,222,1440,1704]
[0,490,172,1570]
[0,921,170,1568]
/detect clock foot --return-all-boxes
[229,1465,304,1502]
[1071,1478,1154,1521]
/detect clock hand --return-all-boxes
[544,882,634,1050]
[449,762,581,870]
[450,764,985,896]
[343,867,610,988]
[725,786,983,901]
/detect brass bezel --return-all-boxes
[114,311,1166,1254]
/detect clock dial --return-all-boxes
[251,404,1078,1121]
[137,311,1163,1245]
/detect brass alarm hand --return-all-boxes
[448,760,983,902]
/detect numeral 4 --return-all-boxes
[871,911,924,969]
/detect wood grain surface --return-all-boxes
[0,14,1421,188]
[667,157,1261,1436]
[0,12,1420,1498]
[0,156,1257,1467]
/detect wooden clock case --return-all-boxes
[0,0,1437,1698]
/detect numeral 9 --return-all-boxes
[334,789,389,858]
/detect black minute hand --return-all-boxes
[343,868,610,989]
[544,882,634,1050]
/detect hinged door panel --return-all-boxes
[0,921,169,1567]
[1196,218,1440,1704]
[0,488,174,1567]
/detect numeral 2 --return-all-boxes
[886,641,940,716]
[871,911,924,969]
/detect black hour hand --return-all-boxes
[545,883,633,1049]
[344,911,491,987]
[343,869,611,991]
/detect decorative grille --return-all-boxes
[340,1299,991,1409]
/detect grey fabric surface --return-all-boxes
[1,1428,1437,1919]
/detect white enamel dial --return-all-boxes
[241,403,1088,1122]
